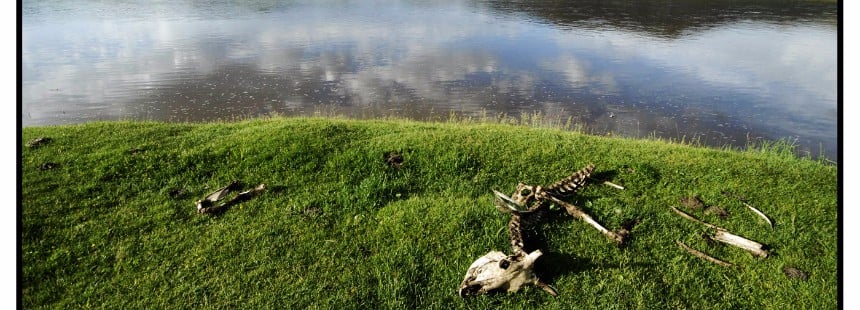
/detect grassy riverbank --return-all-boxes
[22,117,837,309]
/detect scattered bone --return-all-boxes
[671,207,769,258]
[599,179,625,190]
[27,137,52,148]
[783,266,808,281]
[722,191,772,228]
[712,230,769,258]
[196,181,266,215]
[617,219,639,238]
[198,181,240,207]
[671,206,718,229]
[548,196,625,244]
[680,196,706,210]
[676,240,736,268]
[743,203,773,228]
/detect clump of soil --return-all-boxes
[302,206,322,218]
[384,151,404,168]
[704,205,730,218]
[783,266,808,281]
[680,196,706,210]
[620,218,639,232]
[681,196,730,218]
[168,188,187,199]
[701,233,718,247]
[616,218,640,243]
[39,162,59,170]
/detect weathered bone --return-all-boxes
[492,189,526,214]
[711,230,769,258]
[671,206,769,258]
[197,180,240,208]
[601,180,625,190]
[547,196,625,244]
[458,250,556,297]
[587,176,625,190]
[722,191,773,228]
[743,203,773,228]
[676,240,736,268]
[196,182,266,215]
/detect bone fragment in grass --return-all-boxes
[602,180,625,190]
[198,180,240,206]
[676,240,736,268]
[712,230,769,258]
[459,250,550,297]
[671,206,769,258]
[742,201,773,228]
[27,137,52,148]
[197,183,266,215]
[549,196,625,244]
[722,191,773,228]
[670,206,718,229]
[493,189,525,214]
[586,177,625,190]
[535,281,558,297]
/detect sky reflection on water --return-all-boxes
[21,0,837,159]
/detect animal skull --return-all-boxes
[458,250,552,297]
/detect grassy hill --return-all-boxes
[21,117,837,309]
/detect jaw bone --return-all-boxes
[492,189,525,214]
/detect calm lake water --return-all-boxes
[22,0,838,160]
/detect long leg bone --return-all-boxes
[671,206,769,258]
[547,196,626,244]
[712,230,769,258]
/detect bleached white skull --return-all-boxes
[458,250,555,297]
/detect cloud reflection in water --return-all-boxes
[22,0,836,159]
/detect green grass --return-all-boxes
[21,117,837,309]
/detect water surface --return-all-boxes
[22,0,838,159]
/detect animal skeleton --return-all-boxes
[459,164,626,297]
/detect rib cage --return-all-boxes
[543,164,594,198]
[507,164,594,256]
